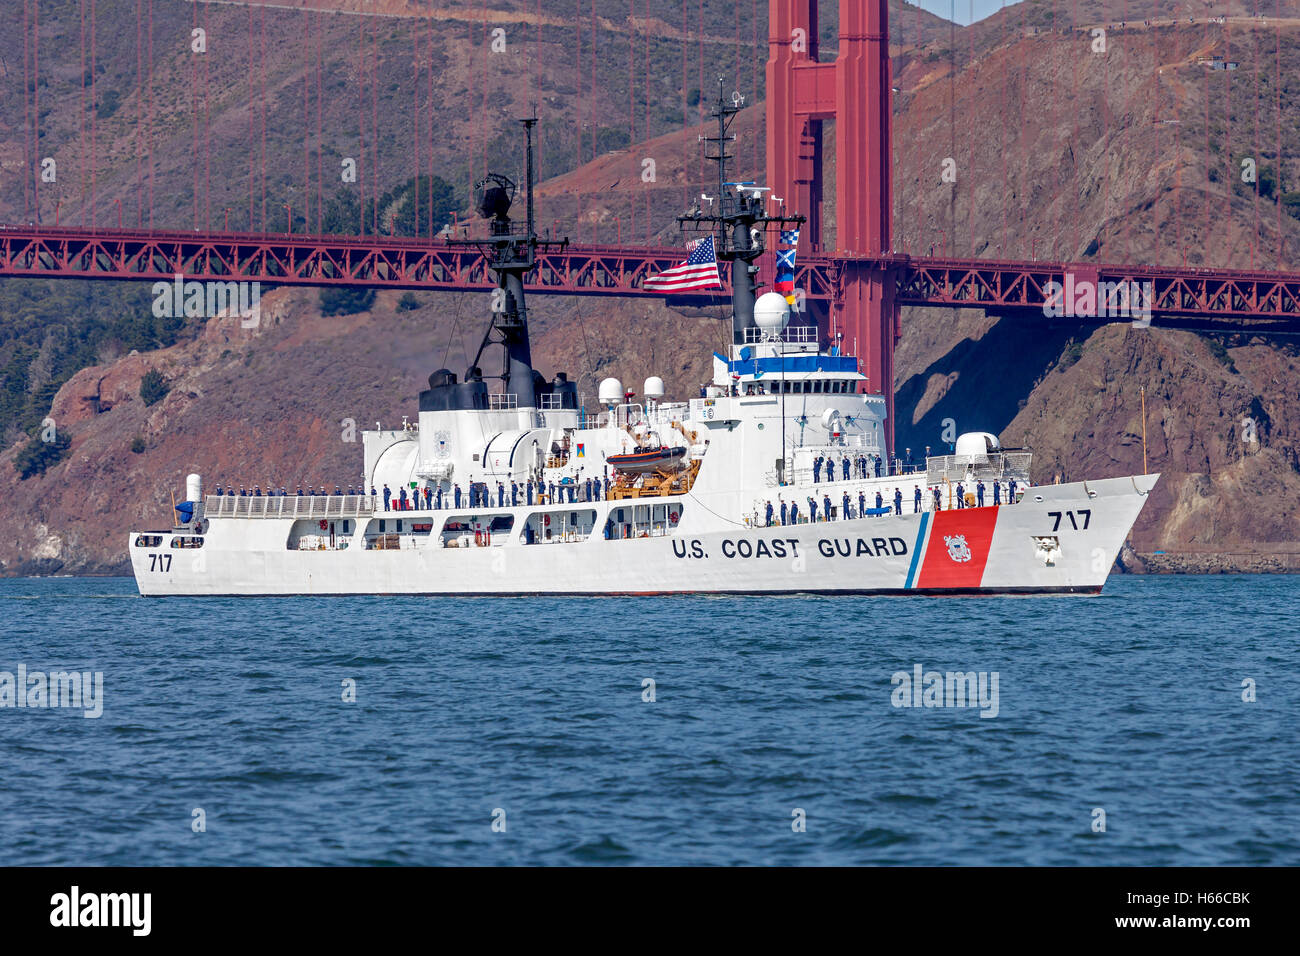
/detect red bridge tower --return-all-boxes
[767,0,900,452]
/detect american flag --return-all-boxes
[643,235,722,293]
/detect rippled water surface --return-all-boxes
[0,575,1296,865]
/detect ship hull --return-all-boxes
[130,475,1157,597]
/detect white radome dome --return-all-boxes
[643,376,665,400]
[753,292,791,334]
[954,432,1000,457]
[598,377,624,406]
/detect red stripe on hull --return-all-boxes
[914,506,1000,589]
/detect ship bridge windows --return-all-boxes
[521,508,596,544]
[169,535,205,549]
[770,379,851,394]
[134,534,164,548]
[603,503,682,540]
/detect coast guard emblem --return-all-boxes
[944,534,972,563]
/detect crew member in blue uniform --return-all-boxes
[823,493,832,521]
[1009,478,1018,501]
[497,482,505,507]
[790,501,800,524]
[893,488,903,515]
[780,499,788,526]
[398,487,408,510]
[992,481,1001,505]
[813,456,822,483]
[858,490,866,516]
[874,456,883,477]
[382,484,392,510]
[765,501,774,527]
[842,491,851,519]
[955,482,965,508]
[808,497,817,522]
[875,490,884,513]
[976,480,986,507]
[914,486,922,512]
[453,483,462,508]
[932,486,942,510]
[842,456,851,481]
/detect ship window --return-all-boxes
[521,509,595,544]
[603,502,682,540]
[169,536,204,549]
[134,535,163,548]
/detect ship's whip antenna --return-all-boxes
[678,77,805,347]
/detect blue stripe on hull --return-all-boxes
[904,511,930,589]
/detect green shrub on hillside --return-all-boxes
[14,432,70,479]
[319,287,376,317]
[140,369,169,406]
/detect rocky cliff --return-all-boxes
[2,1,1300,574]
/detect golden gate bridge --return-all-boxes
[3,0,1299,455]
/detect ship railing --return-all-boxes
[742,324,818,345]
[204,494,377,519]
[925,451,1033,484]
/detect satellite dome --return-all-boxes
[754,292,791,334]
[598,377,624,407]
[955,432,1000,457]
[643,376,665,400]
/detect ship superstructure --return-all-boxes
[129,92,1157,597]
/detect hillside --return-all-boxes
[2,1,1300,573]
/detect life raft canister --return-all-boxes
[669,511,679,525]
[543,514,551,527]
[318,519,328,531]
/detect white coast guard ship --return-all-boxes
[129,110,1157,597]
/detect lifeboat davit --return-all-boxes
[607,446,688,473]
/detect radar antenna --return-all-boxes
[445,115,567,407]
[678,78,806,346]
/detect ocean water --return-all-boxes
[0,574,1296,866]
